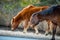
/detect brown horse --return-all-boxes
[29,5,60,40]
[11,5,49,33]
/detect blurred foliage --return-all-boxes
[20,0,40,7]
[0,0,60,26]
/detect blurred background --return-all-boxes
[0,0,60,34]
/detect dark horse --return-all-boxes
[29,5,60,40]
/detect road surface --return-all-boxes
[0,26,60,40]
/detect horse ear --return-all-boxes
[27,5,34,8]
[12,17,15,22]
[11,17,15,24]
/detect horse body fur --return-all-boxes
[11,5,49,33]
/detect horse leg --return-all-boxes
[33,26,39,34]
[23,20,29,33]
[30,24,38,34]
[45,20,53,35]
[51,23,57,40]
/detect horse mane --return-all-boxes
[53,5,60,13]
[33,5,58,16]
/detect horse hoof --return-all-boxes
[51,38,55,40]
[11,28,14,31]
[35,32,39,35]
[11,29,14,31]
[45,32,50,36]
[45,33,48,36]
[23,31,27,33]
[23,31,26,33]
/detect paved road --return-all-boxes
[0,26,60,40]
[0,30,60,40]
[0,36,37,40]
